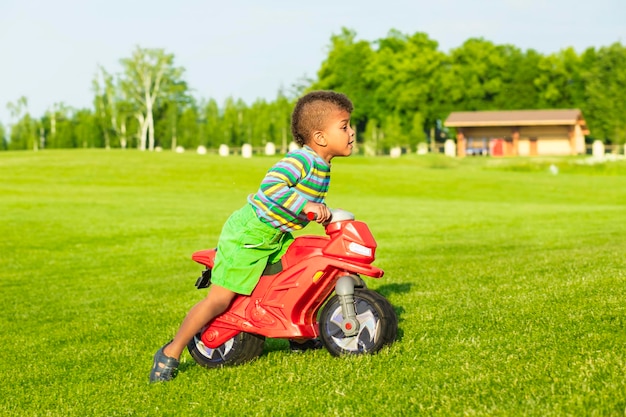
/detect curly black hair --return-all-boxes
[290,91,353,146]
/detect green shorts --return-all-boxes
[211,204,294,295]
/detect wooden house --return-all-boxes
[444,109,589,157]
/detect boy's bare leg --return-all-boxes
[163,285,237,360]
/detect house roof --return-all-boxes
[444,109,584,127]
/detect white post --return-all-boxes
[242,144,252,158]
[592,140,605,158]
[218,144,229,157]
[265,142,276,156]
[444,139,457,157]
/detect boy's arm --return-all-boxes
[259,154,311,216]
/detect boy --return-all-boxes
[150,90,355,382]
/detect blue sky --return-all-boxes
[1,0,624,127]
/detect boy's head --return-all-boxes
[291,91,353,146]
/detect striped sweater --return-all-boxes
[248,146,330,232]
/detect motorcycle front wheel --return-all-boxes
[187,331,265,368]
[319,288,398,356]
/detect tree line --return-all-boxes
[2,28,625,153]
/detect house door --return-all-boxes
[491,139,504,156]
[530,138,538,156]
[504,137,514,156]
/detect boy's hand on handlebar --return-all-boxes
[303,202,331,224]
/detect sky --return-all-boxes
[1,0,625,127]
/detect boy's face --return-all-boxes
[313,108,355,163]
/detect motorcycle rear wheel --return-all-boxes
[319,288,397,356]
[187,331,265,368]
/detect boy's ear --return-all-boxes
[313,131,327,147]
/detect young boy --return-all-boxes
[150,90,356,382]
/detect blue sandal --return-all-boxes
[149,343,179,383]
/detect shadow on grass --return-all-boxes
[177,359,197,374]
[375,282,411,321]
[375,282,412,297]
[374,282,411,342]
[264,338,289,354]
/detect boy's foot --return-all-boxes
[289,338,323,353]
[149,342,180,383]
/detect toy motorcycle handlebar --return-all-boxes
[306,208,355,223]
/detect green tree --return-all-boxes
[93,65,139,149]
[119,46,188,151]
[534,47,582,109]
[178,104,201,150]
[6,33,624,155]
[6,97,37,151]
[445,38,508,111]
[582,43,626,144]
[43,103,76,149]
[246,99,269,147]
[371,31,446,130]
[156,99,199,150]
[0,122,7,150]
[379,113,406,153]
[221,97,247,147]
[409,112,427,151]
[243,93,293,151]
[268,90,293,152]
[74,109,101,148]
[493,46,543,110]
[199,98,221,149]
[362,118,381,156]
[312,27,376,132]
[93,66,120,149]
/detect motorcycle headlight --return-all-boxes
[348,242,372,257]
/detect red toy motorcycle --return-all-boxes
[187,209,398,368]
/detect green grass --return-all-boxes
[1,149,625,416]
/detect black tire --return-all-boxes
[319,288,397,356]
[187,331,265,368]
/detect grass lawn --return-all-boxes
[1,149,625,416]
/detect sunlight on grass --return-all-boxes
[1,150,625,416]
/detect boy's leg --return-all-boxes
[163,284,236,360]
